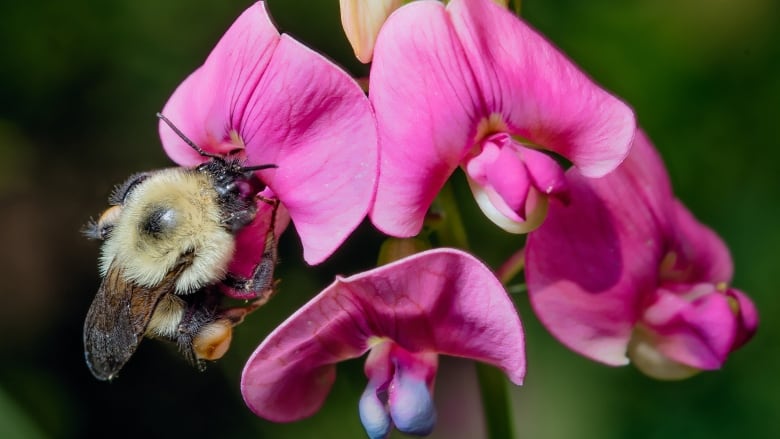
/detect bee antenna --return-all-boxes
[156,113,222,160]
[241,164,278,172]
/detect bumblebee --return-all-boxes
[82,114,278,381]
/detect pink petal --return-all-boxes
[221,195,291,299]
[237,35,377,264]
[667,200,734,284]
[159,2,280,164]
[523,148,568,196]
[464,135,531,222]
[484,142,531,216]
[463,138,501,187]
[161,2,378,264]
[464,136,567,233]
[643,287,737,369]
[448,0,636,177]
[467,179,549,234]
[728,288,758,349]
[526,132,674,365]
[369,0,635,237]
[241,248,525,422]
[368,1,484,237]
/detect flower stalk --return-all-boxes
[434,180,516,439]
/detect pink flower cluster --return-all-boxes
[157,0,757,437]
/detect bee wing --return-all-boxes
[83,259,187,381]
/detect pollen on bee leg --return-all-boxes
[89,205,123,239]
[99,205,122,224]
[193,319,233,361]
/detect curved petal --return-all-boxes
[359,382,392,439]
[369,1,483,237]
[221,195,291,299]
[467,179,548,234]
[237,34,378,264]
[526,177,643,365]
[465,135,531,223]
[484,143,531,216]
[449,0,636,177]
[161,2,378,264]
[643,287,737,370]
[627,330,701,380]
[389,371,437,436]
[728,288,758,349]
[526,132,674,365]
[159,2,280,164]
[241,248,525,422]
[523,148,568,196]
[369,0,635,237]
[668,200,734,284]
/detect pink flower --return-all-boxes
[159,1,378,266]
[241,249,525,437]
[368,0,635,236]
[525,132,758,379]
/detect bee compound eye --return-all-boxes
[192,320,233,361]
[235,180,254,198]
[141,206,177,237]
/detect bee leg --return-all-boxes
[172,291,221,369]
[224,209,257,232]
[221,254,276,299]
[177,286,277,365]
[218,283,278,325]
[222,197,279,300]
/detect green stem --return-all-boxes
[476,362,516,439]
[496,247,525,285]
[434,180,470,250]
[433,181,515,439]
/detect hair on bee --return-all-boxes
[109,172,152,206]
[82,113,280,381]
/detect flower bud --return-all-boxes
[340,0,402,63]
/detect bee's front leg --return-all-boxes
[222,196,279,300]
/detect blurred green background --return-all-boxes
[0,0,777,438]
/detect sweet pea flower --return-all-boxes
[369,0,635,236]
[525,132,758,379]
[241,248,525,437]
[159,1,378,267]
[340,0,402,63]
